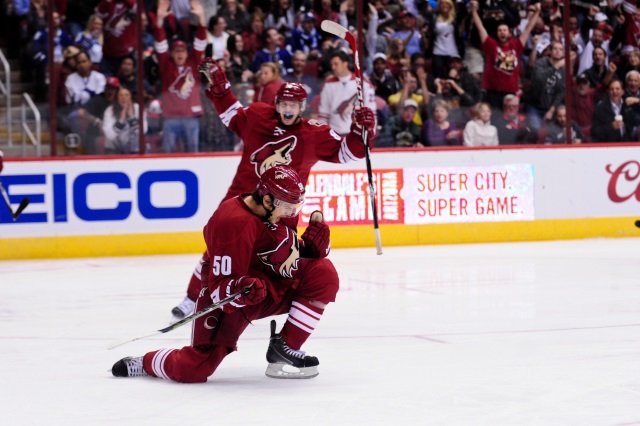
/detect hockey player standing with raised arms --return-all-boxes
[112,165,335,380]
[168,57,377,319]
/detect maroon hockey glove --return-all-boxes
[199,57,231,98]
[351,106,376,136]
[223,276,267,313]
[300,211,331,259]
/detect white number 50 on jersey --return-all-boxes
[212,255,232,275]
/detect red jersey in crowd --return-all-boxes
[481,37,524,94]
[95,0,137,59]
[153,25,207,118]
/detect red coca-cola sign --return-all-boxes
[606,161,640,202]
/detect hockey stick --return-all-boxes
[107,287,250,350]
[0,182,30,221]
[321,20,383,255]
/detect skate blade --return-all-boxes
[265,363,319,379]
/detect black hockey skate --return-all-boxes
[265,320,319,379]
[112,356,149,378]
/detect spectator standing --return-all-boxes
[206,15,230,61]
[370,52,400,102]
[463,102,499,146]
[75,14,104,65]
[95,0,137,76]
[318,50,377,136]
[572,73,597,141]
[225,33,253,85]
[583,47,615,95]
[153,0,208,152]
[31,11,73,102]
[470,1,541,109]
[220,0,249,36]
[591,80,631,142]
[102,85,148,153]
[421,99,462,146]
[377,99,422,147]
[425,0,464,79]
[391,11,422,56]
[524,41,568,131]
[288,12,321,60]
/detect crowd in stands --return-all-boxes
[4,0,640,154]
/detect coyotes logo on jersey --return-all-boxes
[105,5,132,38]
[250,135,297,176]
[258,227,300,279]
[336,94,358,122]
[169,66,196,100]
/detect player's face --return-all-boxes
[266,196,304,223]
[277,100,302,126]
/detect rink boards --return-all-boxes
[1,145,639,259]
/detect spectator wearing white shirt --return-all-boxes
[463,102,499,147]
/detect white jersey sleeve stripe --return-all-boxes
[219,101,243,127]
[155,40,168,54]
[288,308,320,330]
[193,38,207,51]
[339,137,358,163]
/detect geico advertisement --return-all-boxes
[0,157,236,237]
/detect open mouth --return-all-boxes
[283,113,294,120]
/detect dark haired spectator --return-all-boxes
[388,69,429,126]
[576,9,611,76]
[591,80,631,142]
[95,0,138,76]
[116,56,152,100]
[314,0,340,24]
[318,50,376,136]
[65,51,106,106]
[421,99,462,147]
[524,41,568,131]
[543,105,585,144]
[583,47,616,95]
[370,53,401,102]
[266,0,296,35]
[153,0,207,152]
[102,85,148,153]
[445,55,481,110]
[572,73,597,141]
[250,27,292,75]
[206,15,230,60]
[225,33,253,85]
[31,11,73,101]
[391,10,422,56]
[617,50,640,83]
[220,0,250,36]
[377,99,422,147]
[470,1,541,109]
[288,12,321,60]
[242,12,266,58]
[285,51,319,100]
[493,94,536,145]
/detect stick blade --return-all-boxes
[12,197,29,220]
[321,20,348,39]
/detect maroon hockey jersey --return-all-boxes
[95,0,137,59]
[210,91,367,206]
[204,196,302,303]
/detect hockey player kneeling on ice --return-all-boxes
[112,165,334,381]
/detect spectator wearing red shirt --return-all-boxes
[153,0,207,152]
[256,62,285,106]
[470,1,541,109]
[95,0,138,76]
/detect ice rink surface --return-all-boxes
[1,238,640,426]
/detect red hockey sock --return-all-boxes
[280,299,325,350]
